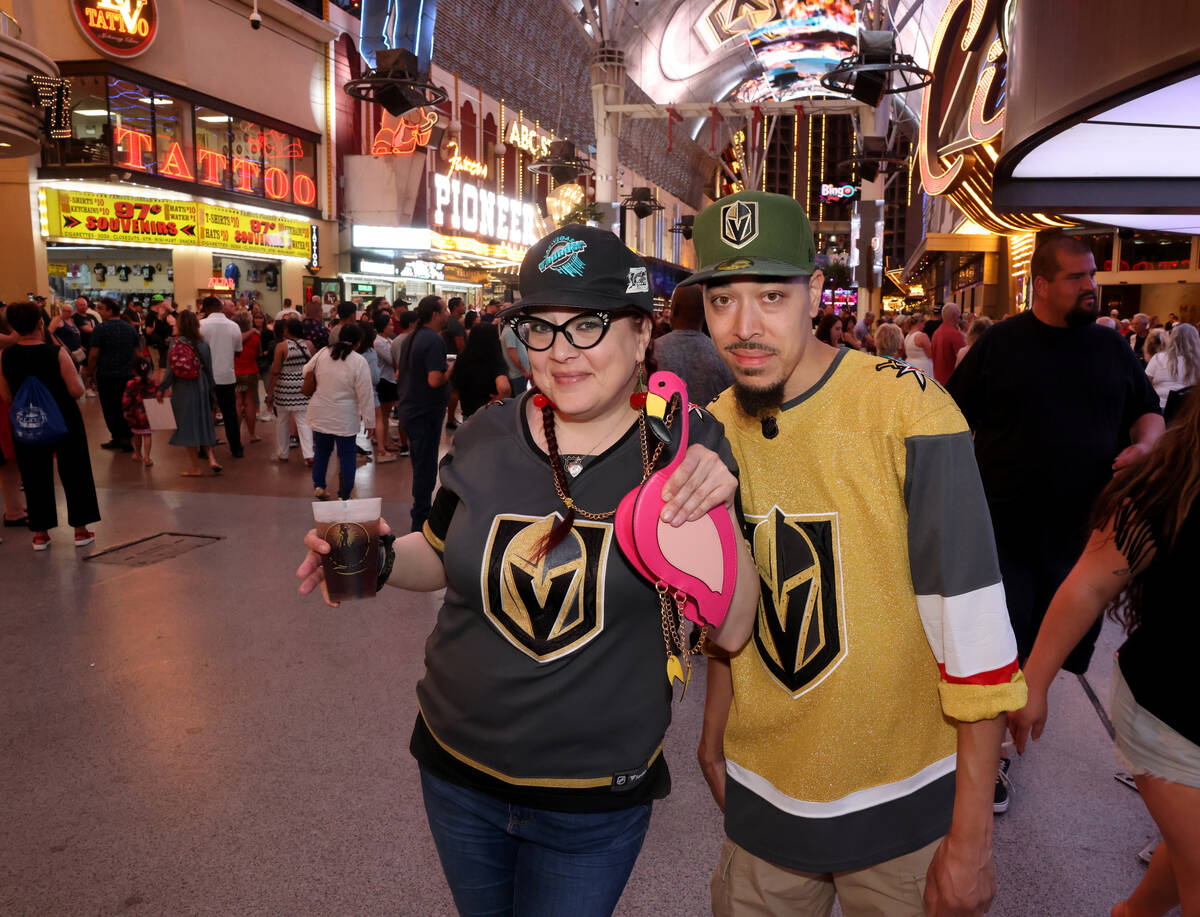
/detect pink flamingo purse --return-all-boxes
[615,372,740,686]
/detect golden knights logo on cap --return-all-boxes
[720,200,759,249]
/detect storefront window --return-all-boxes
[293,138,318,207]
[57,74,111,166]
[1121,231,1192,272]
[153,92,194,182]
[108,77,155,172]
[194,107,232,189]
[1069,232,1115,272]
[229,117,264,196]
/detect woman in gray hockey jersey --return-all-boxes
[298,225,758,917]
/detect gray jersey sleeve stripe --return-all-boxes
[904,431,1002,598]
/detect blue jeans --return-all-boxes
[420,769,651,917]
[311,431,358,499]
[406,408,444,532]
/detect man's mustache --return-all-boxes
[726,342,780,356]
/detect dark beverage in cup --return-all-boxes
[313,498,381,601]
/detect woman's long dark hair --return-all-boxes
[535,313,658,559]
[450,323,503,393]
[330,322,360,361]
[1091,386,1200,631]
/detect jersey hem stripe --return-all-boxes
[725,753,957,819]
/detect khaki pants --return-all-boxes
[711,836,941,917]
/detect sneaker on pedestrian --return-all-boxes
[314,487,329,500]
[376,453,398,463]
[32,533,51,551]
[74,530,95,548]
[445,420,458,430]
[994,759,1013,814]
[398,444,410,457]
[289,435,300,449]
[100,439,121,450]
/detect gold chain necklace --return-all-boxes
[547,404,675,520]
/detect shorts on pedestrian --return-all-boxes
[376,378,398,402]
[711,835,939,917]
[1111,658,1200,789]
[235,374,259,402]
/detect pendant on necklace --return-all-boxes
[566,458,584,478]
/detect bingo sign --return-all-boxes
[72,0,159,59]
[820,183,859,204]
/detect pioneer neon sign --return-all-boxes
[432,172,539,247]
[113,127,317,207]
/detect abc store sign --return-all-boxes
[432,173,539,247]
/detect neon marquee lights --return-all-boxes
[113,127,317,207]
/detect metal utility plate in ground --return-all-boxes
[84,533,223,567]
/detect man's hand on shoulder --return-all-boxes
[924,831,996,917]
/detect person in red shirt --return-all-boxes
[233,312,263,443]
[931,303,966,385]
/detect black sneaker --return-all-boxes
[994,758,1013,814]
[445,420,458,430]
[100,440,121,450]
[289,435,299,449]
[398,445,410,457]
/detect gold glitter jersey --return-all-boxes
[710,348,1026,873]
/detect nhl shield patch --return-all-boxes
[745,508,847,697]
[482,513,612,662]
[719,200,759,249]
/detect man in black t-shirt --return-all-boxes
[949,237,1162,675]
[948,235,1162,812]
[397,295,449,531]
[87,297,142,451]
[949,235,1164,666]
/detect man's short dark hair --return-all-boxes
[415,295,443,326]
[398,311,416,331]
[101,297,122,316]
[285,317,304,338]
[1031,234,1093,283]
[6,302,41,335]
[373,311,392,334]
[201,295,222,315]
[337,301,356,321]
[448,296,464,311]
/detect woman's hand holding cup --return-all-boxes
[297,515,393,607]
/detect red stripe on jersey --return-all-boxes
[938,658,1020,686]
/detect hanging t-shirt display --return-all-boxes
[263,266,279,290]
[117,265,131,281]
[143,265,156,281]
[223,262,241,286]
[93,263,107,283]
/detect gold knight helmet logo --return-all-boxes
[747,509,847,697]
[720,200,759,249]
[483,514,612,662]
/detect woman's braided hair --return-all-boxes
[534,324,658,560]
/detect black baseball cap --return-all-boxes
[502,224,654,319]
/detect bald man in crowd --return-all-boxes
[930,303,965,385]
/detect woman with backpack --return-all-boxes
[0,302,99,551]
[158,309,221,477]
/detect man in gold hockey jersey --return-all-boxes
[679,191,1027,917]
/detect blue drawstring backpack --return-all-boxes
[9,376,68,445]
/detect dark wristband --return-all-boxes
[377,533,397,592]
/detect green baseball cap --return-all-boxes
[679,190,816,287]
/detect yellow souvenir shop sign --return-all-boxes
[40,188,315,261]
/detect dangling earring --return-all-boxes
[630,362,648,409]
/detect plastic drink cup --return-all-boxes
[312,497,382,601]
